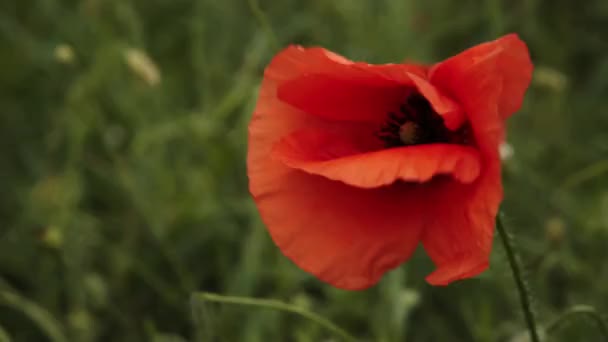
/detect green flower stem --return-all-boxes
[246,0,279,50]
[192,292,357,342]
[0,291,67,342]
[496,216,540,342]
[546,305,608,340]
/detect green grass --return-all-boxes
[1,0,608,341]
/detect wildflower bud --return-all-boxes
[499,142,514,161]
[54,44,75,64]
[533,66,567,92]
[545,217,565,246]
[124,48,161,86]
[40,225,63,248]
[68,309,94,340]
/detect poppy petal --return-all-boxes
[253,170,426,290]
[429,33,533,121]
[267,46,426,85]
[407,72,466,131]
[273,128,482,188]
[421,162,502,285]
[249,52,426,289]
[271,46,427,123]
[278,75,408,123]
[429,44,506,154]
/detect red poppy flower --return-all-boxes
[247,34,533,290]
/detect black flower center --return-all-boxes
[376,93,470,148]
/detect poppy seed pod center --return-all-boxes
[376,93,469,148]
[398,122,419,145]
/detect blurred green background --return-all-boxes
[1,0,607,341]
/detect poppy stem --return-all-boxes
[496,216,540,342]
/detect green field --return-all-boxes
[1,1,607,341]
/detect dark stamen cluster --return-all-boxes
[376,93,466,148]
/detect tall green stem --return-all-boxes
[547,305,608,340]
[191,292,357,342]
[496,216,540,342]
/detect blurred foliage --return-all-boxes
[0,0,607,341]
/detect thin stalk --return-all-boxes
[192,292,356,342]
[546,305,608,340]
[496,216,540,342]
[0,291,67,342]
[246,0,279,50]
